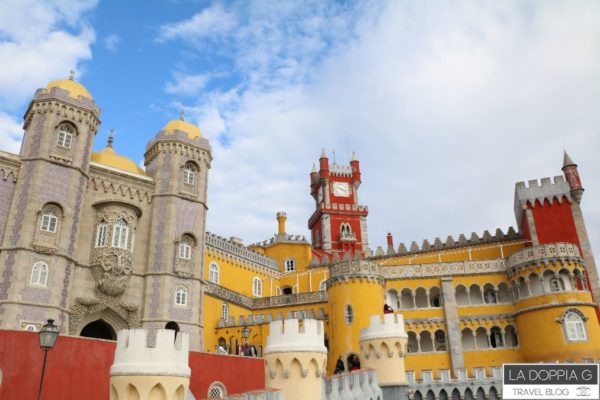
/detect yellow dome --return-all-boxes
[46,78,93,100]
[163,118,202,139]
[91,147,145,175]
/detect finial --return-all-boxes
[180,110,185,121]
[107,129,114,148]
[351,151,358,161]
[311,163,317,173]
[320,148,327,158]
[69,70,75,81]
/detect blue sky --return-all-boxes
[1,0,600,260]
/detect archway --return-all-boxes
[165,321,180,332]
[80,319,116,340]
[282,286,293,295]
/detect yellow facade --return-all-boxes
[201,214,600,380]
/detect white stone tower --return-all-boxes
[264,318,328,400]
[359,313,409,400]
[110,329,191,400]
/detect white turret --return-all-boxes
[264,319,328,400]
[359,314,408,386]
[110,329,191,400]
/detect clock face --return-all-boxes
[332,182,350,197]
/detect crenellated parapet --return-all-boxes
[359,314,409,387]
[505,242,582,273]
[206,231,280,272]
[514,176,572,223]
[110,329,190,400]
[327,259,384,287]
[324,369,383,400]
[264,318,328,400]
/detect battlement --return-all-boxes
[110,329,191,377]
[206,231,279,270]
[330,162,353,176]
[360,314,408,341]
[264,318,327,354]
[514,175,572,222]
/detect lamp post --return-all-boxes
[37,319,59,400]
[241,326,250,343]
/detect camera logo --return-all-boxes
[576,386,591,397]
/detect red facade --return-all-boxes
[0,330,265,400]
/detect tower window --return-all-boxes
[209,262,219,284]
[563,310,587,341]
[40,211,58,232]
[344,304,354,324]
[183,164,196,185]
[30,262,49,286]
[175,285,188,306]
[95,223,107,247]
[252,277,262,297]
[284,258,296,272]
[550,277,563,292]
[112,219,129,249]
[57,124,74,148]
[179,236,193,260]
[319,279,327,291]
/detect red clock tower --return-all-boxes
[308,150,369,258]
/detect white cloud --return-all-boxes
[166,73,211,97]
[157,3,237,42]
[0,112,24,154]
[104,33,121,51]
[160,1,600,263]
[0,0,97,150]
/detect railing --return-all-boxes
[252,291,328,309]
[506,242,581,271]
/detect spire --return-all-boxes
[107,129,114,148]
[320,148,327,158]
[69,70,75,81]
[563,150,576,168]
[351,151,358,161]
[311,163,317,173]
[180,110,185,121]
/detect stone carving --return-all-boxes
[69,293,140,335]
[89,204,139,297]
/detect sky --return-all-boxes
[0,0,599,259]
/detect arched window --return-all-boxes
[284,258,295,272]
[57,123,74,148]
[96,222,107,247]
[183,163,196,185]
[209,262,219,284]
[344,304,353,324]
[319,279,327,291]
[490,326,503,348]
[550,277,563,292]
[179,236,193,260]
[175,286,188,306]
[252,277,262,297]
[564,310,587,341]
[40,210,58,233]
[30,262,48,286]
[112,219,129,249]
[221,303,229,322]
[207,382,227,398]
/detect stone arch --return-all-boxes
[518,276,529,298]
[111,384,120,400]
[489,386,499,400]
[407,331,419,353]
[290,358,303,377]
[490,326,503,348]
[464,387,474,400]
[505,325,518,347]
[429,286,441,307]
[345,351,361,371]
[414,390,423,400]
[475,327,488,349]
[175,385,185,400]
[573,268,586,290]
[275,358,285,377]
[380,341,391,357]
[529,272,543,295]
[439,389,448,400]
[476,387,486,400]
[126,384,140,400]
[434,329,446,351]
[386,288,400,310]
[483,283,497,304]
[558,268,572,290]
[415,287,428,308]
[451,388,461,400]
[469,284,483,304]
[497,282,510,303]
[75,307,128,339]
[308,358,320,377]
[400,288,414,309]
[426,390,435,400]
[456,285,469,305]
[461,328,475,350]
[149,383,167,400]
[419,331,433,352]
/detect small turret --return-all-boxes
[386,232,394,255]
[310,163,318,191]
[350,151,361,189]
[277,211,287,235]
[562,151,584,203]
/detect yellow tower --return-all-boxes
[326,259,385,373]
[109,329,190,400]
[264,318,328,400]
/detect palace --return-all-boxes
[0,76,599,399]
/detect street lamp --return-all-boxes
[37,319,59,400]
[241,326,250,342]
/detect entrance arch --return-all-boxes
[80,319,116,340]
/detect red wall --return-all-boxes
[0,330,264,400]
[529,198,580,246]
